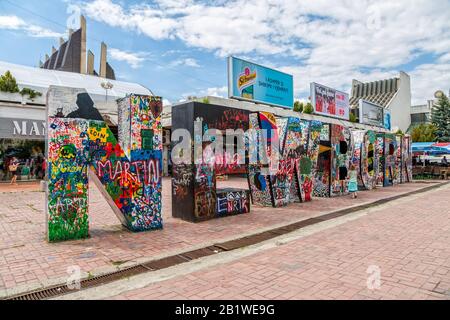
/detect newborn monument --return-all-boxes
[46,86,163,242]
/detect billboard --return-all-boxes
[359,100,384,127]
[384,109,391,130]
[310,83,350,120]
[228,56,294,109]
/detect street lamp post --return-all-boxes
[101,81,114,103]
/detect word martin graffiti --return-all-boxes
[46,86,163,242]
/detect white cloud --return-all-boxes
[169,58,200,68]
[78,0,450,103]
[109,48,149,69]
[0,15,63,38]
[204,86,228,97]
[438,53,450,63]
[182,86,228,100]
[409,63,450,105]
[83,0,179,40]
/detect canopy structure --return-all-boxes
[0,61,152,105]
[432,143,450,154]
[412,142,450,156]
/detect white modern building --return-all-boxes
[411,90,450,127]
[0,60,159,181]
[411,100,434,126]
[350,71,412,132]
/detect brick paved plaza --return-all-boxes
[0,179,449,300]
[104,182,450,300]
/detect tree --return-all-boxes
[0,71,42,100]
[303,102,314,114]
[411,123,438,142]
[0,70,20,93]
[431,93,450,142]
[349,112,358,123]
[201,97,210,104]
[293,101,304,113]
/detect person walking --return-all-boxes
[9,158,19,186]
[348,164,359,199]
[442,156,448,167]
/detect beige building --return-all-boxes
[40,15,115,80]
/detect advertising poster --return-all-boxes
[228,56,294,109]
[359,100,385,127]
[384,109,391,130]
[310,83,350,120]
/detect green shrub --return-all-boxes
[293,101,304,113]
[0,71,42,100]
[0,70,20,93]
[303,102,314,114]
[20,87,42,99]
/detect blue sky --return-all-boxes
[0,0,449,105]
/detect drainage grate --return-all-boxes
[7,265,149,300]
[80,265,149,289]
[182,247,222,260]
[5,181,448,300]
[142,255,191,270]
[9,286,71,300]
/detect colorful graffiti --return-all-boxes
[401,136,413,183]
[277,118,289,153]
[47,118,90,241]
[46,87,163,242]
[265,117,297,207]
[314,124,332,198]
[259,112,279,159]
[394,135,402,185]
[270,159,296,207]
[383,134,397,187]
[249,113,322,206]
[194,163,217,219]
[313,124,353,198]
[352,130,365,184]
[281,117,302,203]
[247,164,273,207]
[376,134,385,186]
[204,107,249,132]
[249,112,291,207]
[215,151,247,176]
[306,121,322,201]
[171,101,413,219]
[330,124,353,197]
[280,117,309,202]
[89,120,163,232]
[295,119,317,203]
[247,113,274,207]
[172,164,193,200]
[351,130,378,190]
[197,105,249,176]
[216,189,250,216]
[172,103,251,222]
